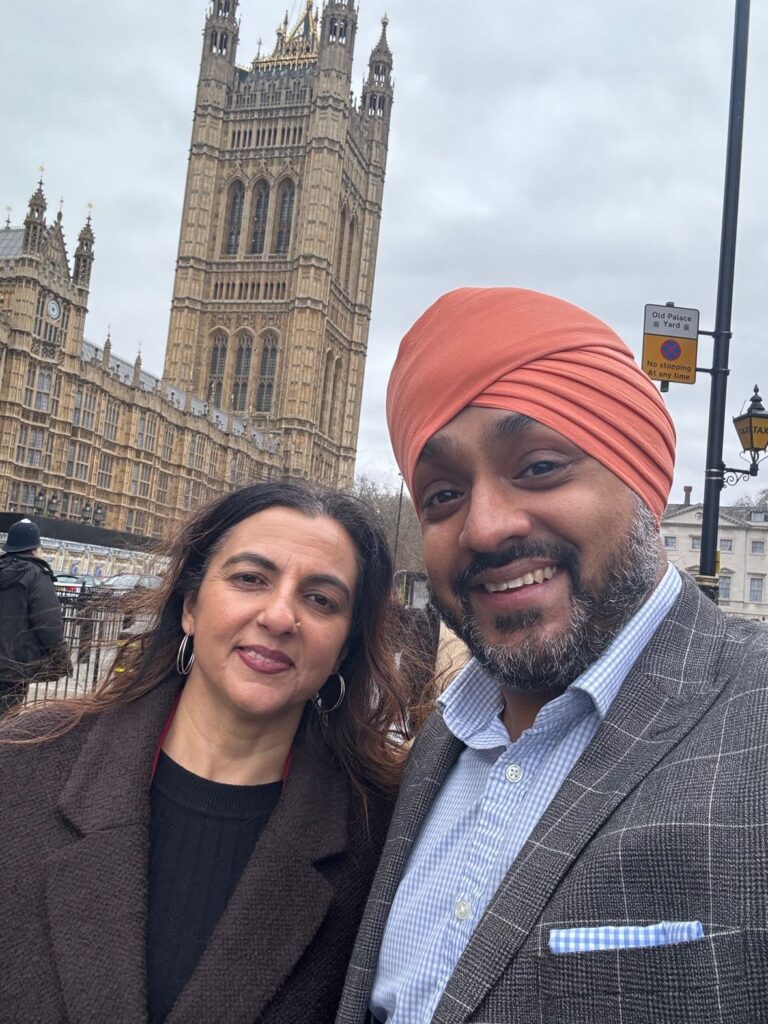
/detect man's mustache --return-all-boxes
[452,541,580,599]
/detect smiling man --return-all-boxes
[337,288,768,1024]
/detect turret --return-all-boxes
[317,0,358,96]
[133,348,143,388]
[73,214,95,290]
[201,0,240,78]
[362,16,393,126]
[102,330,112,370]
[22,179,47,254]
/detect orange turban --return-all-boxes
[386,287,676,519]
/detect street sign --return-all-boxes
[642,303,700,385]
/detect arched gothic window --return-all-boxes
[272,179,295,254]
[321,350,334,434]
[208,332,227,407]
[250,180,270,254]
[232,335,253,411]
[329,17,338,41]
[335,207,347,278]
[223,180,245,255]
[72,387,83,427]
[344,217,356,292]
[256,333,278,413]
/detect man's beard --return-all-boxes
[429,498,662,697]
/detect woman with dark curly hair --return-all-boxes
[0,481,413,1024]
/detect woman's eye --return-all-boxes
[307,593,337,612]
[233,572,266,586]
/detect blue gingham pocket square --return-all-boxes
[549,920,704,954]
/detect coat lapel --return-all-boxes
[45,682,180,1024]
[337,713,464,1024]
[434,576,732,1022]
[166,735,351,1024]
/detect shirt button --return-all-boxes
[454,899,472,921]
[506,763,524,783]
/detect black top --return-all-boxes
[147,751,282,1024]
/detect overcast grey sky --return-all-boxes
[2,0,767,503]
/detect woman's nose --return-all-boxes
[256,592,300,635]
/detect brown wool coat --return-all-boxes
[0,682,393,1024]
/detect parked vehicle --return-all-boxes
[101,574,163,592]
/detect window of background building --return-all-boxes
[749,576,764,603]
[82,390,97,430]
[720,538,733,552]
[104,401,120,442]
[97,454,114,490]
[751,539,765,556]
[719,576,732,600]
[161,426,175,462]
[664,535,677,550]
[690,536,701,551]
[74,443,90,482]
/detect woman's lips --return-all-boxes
[236,645,294,674]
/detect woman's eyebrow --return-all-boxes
[304,574,352,603]
[220,552,276,572]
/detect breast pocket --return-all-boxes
[537,931,745,1023]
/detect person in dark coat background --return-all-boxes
[0,483,414,1024]
[0,517,67,713]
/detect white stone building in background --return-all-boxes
[662,485,768,619]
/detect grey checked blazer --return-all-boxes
[337,574,768,1023]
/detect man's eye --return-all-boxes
[518,460,562,478]
[424,488,461,508]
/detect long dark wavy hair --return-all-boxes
[8,482,416,796]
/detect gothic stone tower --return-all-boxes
[163,0,394,487]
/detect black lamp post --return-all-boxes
[93,504,105,527]
[697,0,751,601]
[33,489,45,515]
[81,501,93,523]
[46,494,59,517]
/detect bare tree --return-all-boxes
[351,476,425,573]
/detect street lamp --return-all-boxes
[725,386,768,484]
[81,501,93,523]
[93,504,105,527]
[46,494,59,517]
[33,489,45,515]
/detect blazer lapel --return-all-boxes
[166,735,351,1024]
[337,713,464,1024]
[46,683,180,1024]
[435,575,733,1023]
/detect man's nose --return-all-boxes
[458,478,533,553]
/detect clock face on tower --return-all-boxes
[47,298,61,321]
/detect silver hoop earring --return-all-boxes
[176,633,195,676]
[312,672,346,715]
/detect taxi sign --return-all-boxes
[642,304,700,385]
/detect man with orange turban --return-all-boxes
[338,288,768,1024]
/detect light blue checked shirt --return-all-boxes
[371,565,682,1024]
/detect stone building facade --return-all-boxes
[662,487,768,618]
[0,0,393,538]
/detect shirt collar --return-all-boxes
[439,564,682,747]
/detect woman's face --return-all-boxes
[182,507,359,728]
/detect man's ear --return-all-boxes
[181,593,197,636]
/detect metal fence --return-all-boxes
[25,588,148,705]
